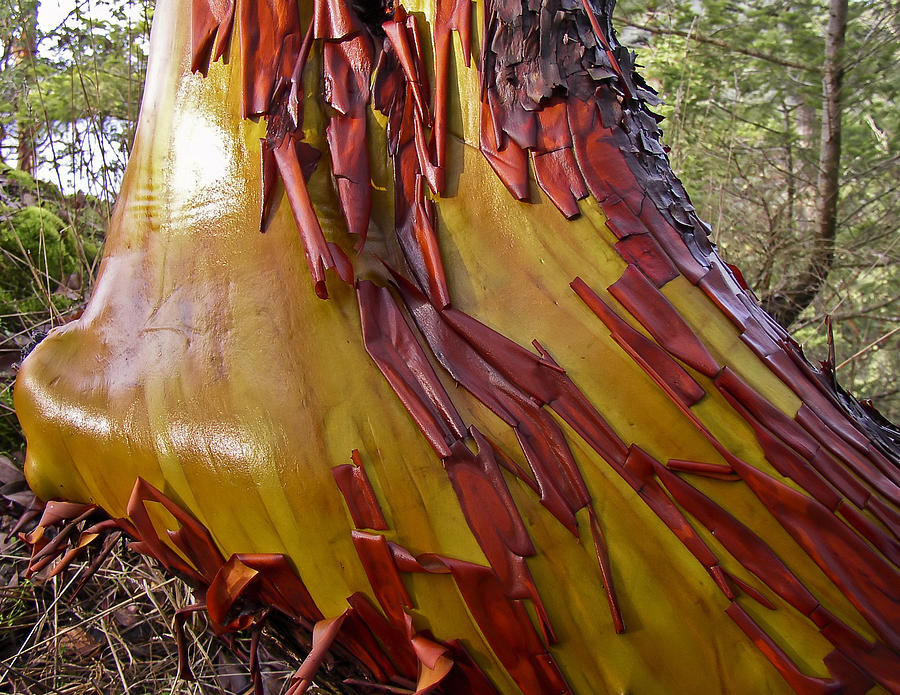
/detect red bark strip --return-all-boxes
[634,199,711,285]
[609,266,721,377]
[623,446,721,570]
[286,612,348,694]
[190,0,234,76]
[432,0,473,189]
[729,457,900,651]
[443,431,559,643]
[571,277,707,408]
[273,133,345,299]
[567,92,709,283]
[312,0,360,39]
[714,380,853,509]
[835,502,900,568]
[614,234,679,288]
[333,450,390,531]
[126,478,221,584]
[237,553,324,622]
[601,200,652,240]
[206,555,260,633]
[259,139,279,231]
[239,0,302,118]
[867,496,900,540]
[665,459,739,481]
[444,433,536,569]
[442,640,502,695]
[697,263,757,332]
[651,458,822,616]
[819,620,900,693]
[323,35,374,243]
[346,592,419,681]
[441,306,628,466]
[566,97,641,209]
[357,280,465,457]
[725,602,842,695]
[392,273,589,533]
[796,406,900,501]
[715,368,818,459]
[486,87,538,151]
[390,92,451,308]
[479,100,530,200]
[352,531,413,624]
[722,570,777,610]
[438,557,572,695]
[531,149,588,219]
[587,509,625,633]
[383,11,431,127]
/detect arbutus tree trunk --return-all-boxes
[12,0,900,694]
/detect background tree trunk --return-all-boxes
[760,0,847,327]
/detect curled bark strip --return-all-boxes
[286,612,349,694]
[174,602,208,681]
[323,34,374,243]
[239,0,302,118]
[312,0,361,39]
[207,555,261,633]
[352,530,414,624]
[273,133,346,299]
[236,554,324,622]
[127,478,220,583]
[190,0,234,76]
[357,280,465,456]
[383,11,432,128]
[346,592,420,681]
[332,450,390,531]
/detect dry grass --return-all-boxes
[0,489,309,695]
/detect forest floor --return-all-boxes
[0,473,300,694]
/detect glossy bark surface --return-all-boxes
[14,0,899,693]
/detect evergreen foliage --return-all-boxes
[616,0,900,420]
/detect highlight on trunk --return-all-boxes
[13,0,900,693]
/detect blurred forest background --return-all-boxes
[0,0,897,691]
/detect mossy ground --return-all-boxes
[0,164,106,457]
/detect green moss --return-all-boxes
[3,167,37,191]
[0,206,79,293]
